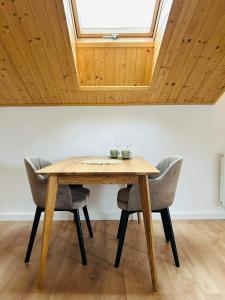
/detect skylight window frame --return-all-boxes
[71,0,162,38]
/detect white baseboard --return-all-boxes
[0,211,224,221]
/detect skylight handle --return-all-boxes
[103,33,119,40]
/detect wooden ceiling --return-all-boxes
[76,44,154,87]
[0,0,225,106]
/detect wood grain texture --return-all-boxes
[76,38,155,48]
[0,0,225,105]
[77,47,153,86]
[58,175,139,185]
[151,0,225,104]
[139,175,158,291]
[35,156,159,176]
[37,175,58,288]
[1,220,225,298]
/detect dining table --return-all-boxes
[35,156,160,291]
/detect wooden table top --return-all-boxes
[36,156,159,176]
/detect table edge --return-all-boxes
[35,171,160,176]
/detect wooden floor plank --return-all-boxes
[0,220,224,299]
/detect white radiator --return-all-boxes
[220,153,225,206]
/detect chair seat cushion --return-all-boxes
[117,187,142,211]
[117,188,129,210]
[70,186,90,209]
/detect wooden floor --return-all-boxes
[0,219,225,299]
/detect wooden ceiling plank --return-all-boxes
[0,53,25,105]
[188,39,225,103]
[123,92,132,104]
[134,48,147,86]
[115,92,125,104]
[87,92,97,104]
[0,70,21,104]
[124,48,137,86]
[105,48,116,86]
[105,92,116,104]
[196,52,225,101]
[204,74,225,103]
[76,48,86,85]
[152,0,200,102]
[96,92,106,104]
[6,0,59,104]
[194,54,225,101]
[29,0,71,104]
[115,48,126,86]
[0,2,53,104]
[159,0,214,101]
[151,0,196,94]
[0,78,15,104]
[0,5,44,103]
[62,0,81,89]
[80,86,150,92]
[166,1,215,102]
[56,0,80,92]
[152,0,173,73]
[144,48,153,85]
[177,63,225,104]
[84,48,96,86]
[172,0,225,102]
[0,38,31,104]
[141,92,158,104]
[141,92,153,103]
[13,0,63,104]
[150,0,179,101]
[76,91,88,104]
[44,0,79,101]
[132,92,143,104]
[176,1,225,103]
[95,48,106,86]
[210,82,225,104]
[188,21,225,101]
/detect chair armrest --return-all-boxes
[56,185,73,210]
[37,174,48,183]
[37,175,73,209]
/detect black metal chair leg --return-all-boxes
[117,210,126,239]
[24,206,42,263]
[73,209,87,265]
[164,208,180,267]
[114,211,129,268]
[82,205,93,238]
[160,209,170,242]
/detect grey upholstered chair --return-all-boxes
[24,156,93,265]
[115,156,183,268]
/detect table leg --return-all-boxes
[139,175,158,291]
[37,175,58,288]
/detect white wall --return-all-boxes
[1,94,225,220]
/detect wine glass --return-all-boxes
[114,137,123,150]
[123,136,132,149]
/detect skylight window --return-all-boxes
[72,0,161,38]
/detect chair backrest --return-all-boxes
[150,156,183,210]
[156,157,181,175]
[24,156,51,208]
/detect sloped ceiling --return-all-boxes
[0,0,225,106]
